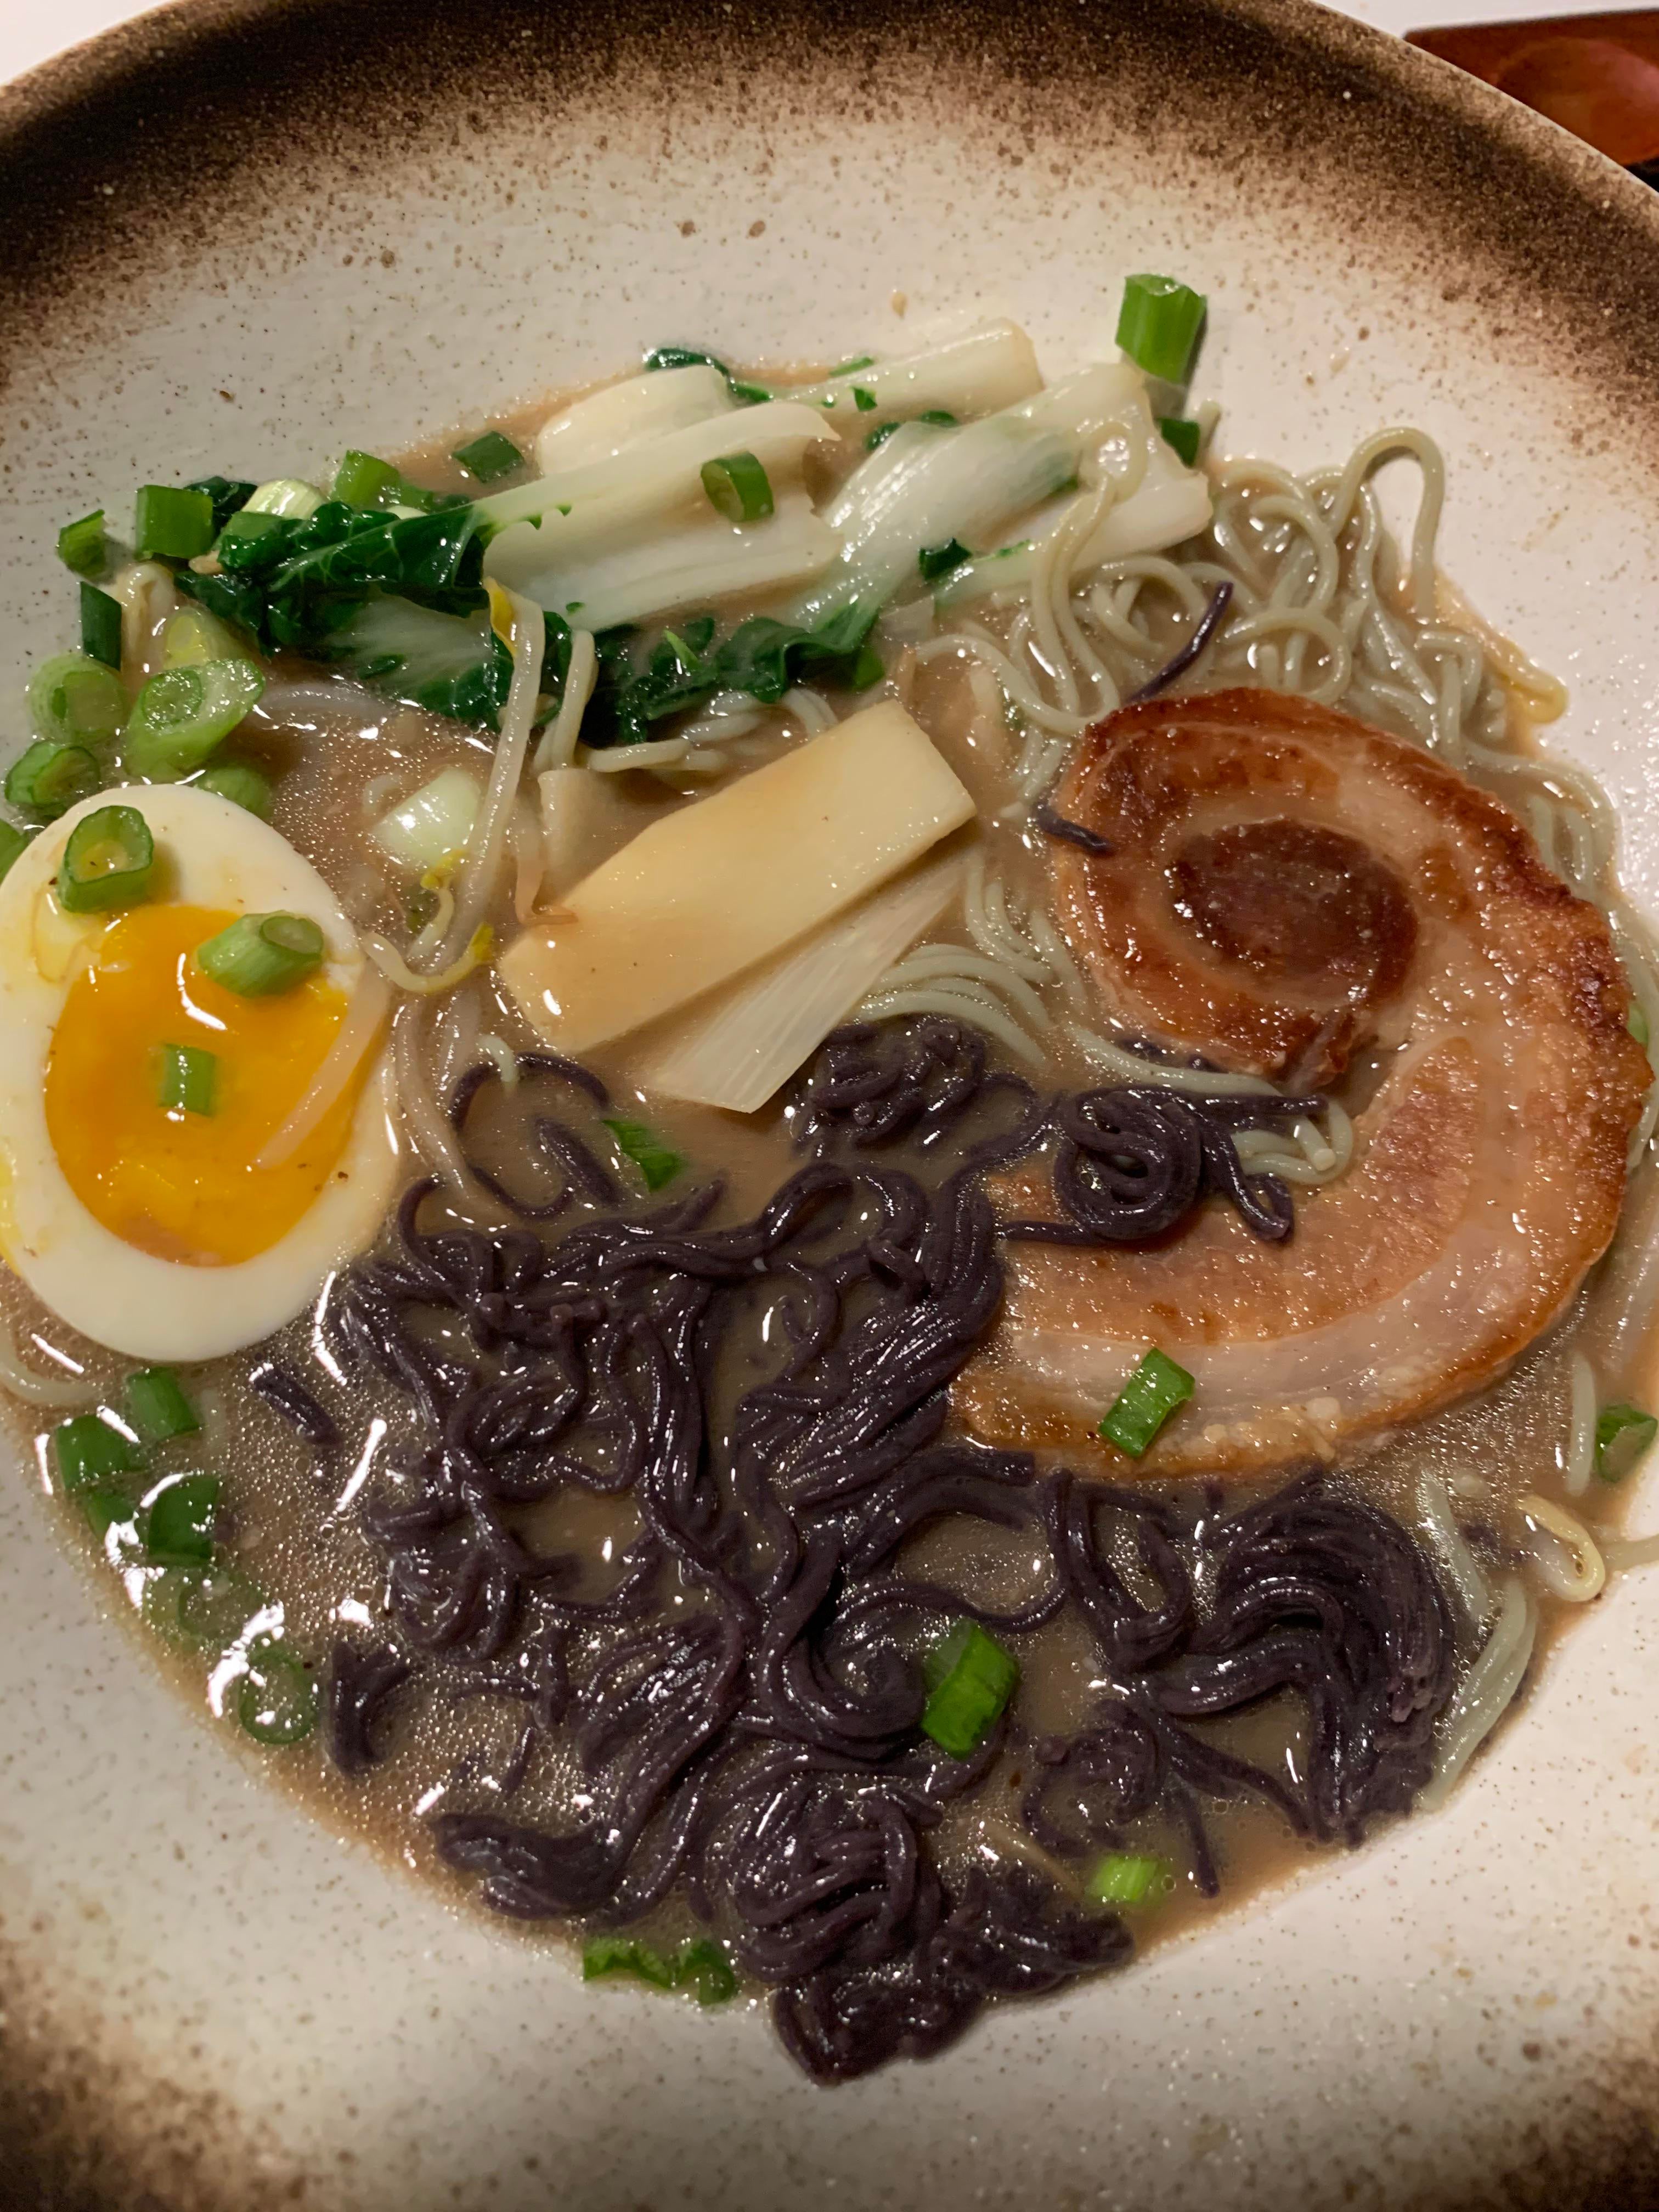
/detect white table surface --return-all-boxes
[0,0,1645,91]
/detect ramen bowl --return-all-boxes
[3,0,1659,2204]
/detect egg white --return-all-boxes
[0,782,401,1362]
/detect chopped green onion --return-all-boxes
[700,450,775,524]
[53,1413,142,1492]
[58,508,108,579]
[1116,274,1207,384]
[217,507,288,569]
[920,1617,1019,1758]
[1629,1003,1650,1047]
[134,483,216,560]
[27,651,126,746]
[729,380,771,407]
[865,421,902,453]
[236,1638,318,1746]
[851,386,878,413]
[918,538,972,584]
[830,355,876,376]
[195,911,324,997]
[80,583,123,670]
[1158,415,1202,467]
[5,740,99,824]
[155,1041,218,1118]
[452,430,524,483]
[0,822,32,884]
[674,1938,738,2005]
[918,409,959,428]
[1087,1852,1166,1906]
[1596,1402,1657,1482]
[583,1937,676,1988]
[1098,1347,1195,1457]
[126,1365,199,1443]
[163,605,244,668]
[143,1561,264,1650]
[142,1472,219,1565]
[603,1116,686,1192]
[123,659,266,781]
[198,760,274,817]
[332,450,402,509]
[242,478,325,521]
[58,804,154,914]
[645,345,729,374]
[80,1481,139,1543]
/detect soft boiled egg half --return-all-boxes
[0,782,400,1362]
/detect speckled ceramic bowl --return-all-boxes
[4,2,1659,2204]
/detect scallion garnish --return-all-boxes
[1098,1347,1194,1457]
[155,1041,219,1118]
[1116,274,1207,384]
[603,1116,687,1193]
[134,483,216,561]
[195,911,324,997]
[830,355,876,376]
[851,386,878,413]
[918,409,959,428]
[236,1637,318,1746]
[1157,415,1202,467]
[1630,1004,1650,1048]
[172,1564,264,1651]
[126,1365,200,1443]
[5,740,99,824]
[52,1413,142,1493]
[80,582,123,672]
[216,507,289,569]
[0,822,32,885]
[451,430,524,483]
[919,1617,1019,1758]
[865,421,902,453]
[123,659,266,781]
[58,508,108,580]
[28,651,126,747]
[163,605,242,669]
[700,450,775,524]
[1086,1852,1165,1906]
[581,1935,737,2002]
[142,1472,219,1565]
[198,760,274,817]
[1595,1402,1657,1482]
[645,345,728,374]
[918,538,972,584]
[332,450,402,509]
[57,804,155,914]
[80,1482,139,1543]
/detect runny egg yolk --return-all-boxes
[44,902,365,1266]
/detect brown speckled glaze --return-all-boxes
[4,2,1659,2206]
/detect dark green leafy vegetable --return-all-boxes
[920,1618,1019,1757]
[452,430,524,483]
[187,477,257,535]
[6,740,99,823]
[917,538,972,584]
[155,1041,218,1118]
[142,1472,219,1565]
[135,484,216,560]
[236,1638,318,1746]
[1116,274,1207,384]
[126,1365,200,1443]
[851,386,878,413]
[1595,1403,1657,1482]
[582,1935,737,2002]
[641,345,769,405]
[1157,415,1201,467]
[80,582,123,670]
[53,1413,142,1492]
[583,601,877,749]
[1098,1347,1195,1457]
[58,509,108,579]
[58,804,154,913]
[603,1116,686,1193]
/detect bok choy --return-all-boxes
[786,321,1042,426]
[534,365,736,474]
